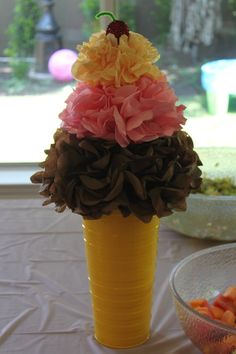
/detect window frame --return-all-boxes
[0,162,40,198]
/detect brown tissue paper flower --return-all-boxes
[31,129,202,222]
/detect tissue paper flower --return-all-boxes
[59,75,186,147]
[72,31,161,87]
[31,129,202,222]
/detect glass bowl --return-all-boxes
[162,193,236,241]
[162,147,236,241]
[169,243,236,354]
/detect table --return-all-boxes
[0,198,218,354]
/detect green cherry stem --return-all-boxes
[95,11,117,22]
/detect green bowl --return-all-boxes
[162,147,236,241]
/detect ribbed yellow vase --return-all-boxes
[82,211,159,348]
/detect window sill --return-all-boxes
[0,163,41,198]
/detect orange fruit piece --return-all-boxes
[213,294,235,313]
[188,298,208,308]
[223,286,236,301]
[221,310,235,326]
[209,305,224,320]
[195,306,213,318]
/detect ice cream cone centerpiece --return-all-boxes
[31,12,202,348]
[83,212,159,348]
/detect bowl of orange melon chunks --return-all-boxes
[170,243,236,354]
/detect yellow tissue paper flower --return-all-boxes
[72,31,162,87]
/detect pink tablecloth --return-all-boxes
[0,198,218,354]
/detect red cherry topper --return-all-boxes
[95,11,129,42]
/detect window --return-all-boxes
[1,0,235,188]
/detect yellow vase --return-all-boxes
[83,211,159,348]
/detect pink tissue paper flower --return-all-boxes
[59,75,186,147]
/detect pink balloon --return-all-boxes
[48,49,77,82]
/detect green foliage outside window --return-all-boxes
[117,0,137,32]
[152,0,171,44]
[5,0,41,57]
[228,0,236,14]
[5,0,41,79]
[79,0,100,39]
[79,0,171,43]
[79,0,137,38]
